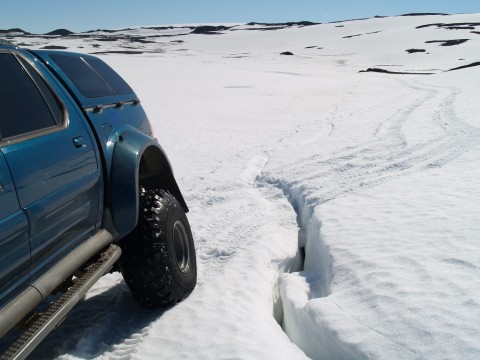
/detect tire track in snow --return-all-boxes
[189,154,276,285]
[122,153,306,360]
[263,81,479,208]
[35,189,275,359]
[256,78,480,359]
[36,152,298,360]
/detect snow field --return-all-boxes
[5,13,479,359]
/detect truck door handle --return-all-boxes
[72,136,87,148]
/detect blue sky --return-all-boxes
[2,0,480,34]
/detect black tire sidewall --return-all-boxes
[165,205,197,291]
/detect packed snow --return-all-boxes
[2,13,480,360]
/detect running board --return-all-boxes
[0,244,122,360]
[0,229,115,338]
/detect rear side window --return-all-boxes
[0,53,61,139]
[50,54,133,98]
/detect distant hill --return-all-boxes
[0,28,29,34]
[45,29,74,36]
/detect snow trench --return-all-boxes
[255,80,480,360]
[257,176,367,360]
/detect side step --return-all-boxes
[0,244,122,360]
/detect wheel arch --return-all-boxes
[109,127,188,239]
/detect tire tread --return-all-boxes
[121,189,195,308]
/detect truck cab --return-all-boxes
[0,43,196,359]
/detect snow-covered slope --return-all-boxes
[2,13,480,360]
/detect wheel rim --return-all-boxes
[173,220,190,273]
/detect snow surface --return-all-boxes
[3,13,480,360]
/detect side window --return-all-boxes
[49,54,113,98]
[50,54,134,98]
[84,57,134,95]
[18,57,64,125]
[0,53,61,140]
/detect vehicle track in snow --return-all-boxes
[186,165,265,279]
[262,80,480,210]
[187,152,299,287]
[105,153,306,360]
[35,151,305,359]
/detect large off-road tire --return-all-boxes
[120,188,197,308]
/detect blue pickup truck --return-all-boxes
[0,40,197,358]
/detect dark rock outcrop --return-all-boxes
[41,45,68,49]
[425,39,469,46]
[247,21,319,27]
[360,68,434,75]
[448,61,480,71]
[45,29,74,36]
[0,28,29,34]
[406,48,426,53]
[401,13,449,17]
[417,22,480,29]
[191,26,231,34]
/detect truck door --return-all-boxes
[0,51,102,280]
[0,152,29,307]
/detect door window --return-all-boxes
[0,53,62,140]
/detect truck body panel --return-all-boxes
[0,43,194,357]
[0,153,30,308]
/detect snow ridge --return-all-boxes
[258,173,365,359]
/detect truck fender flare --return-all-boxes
[109,127,188,238]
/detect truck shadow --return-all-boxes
[28,274,167,359]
